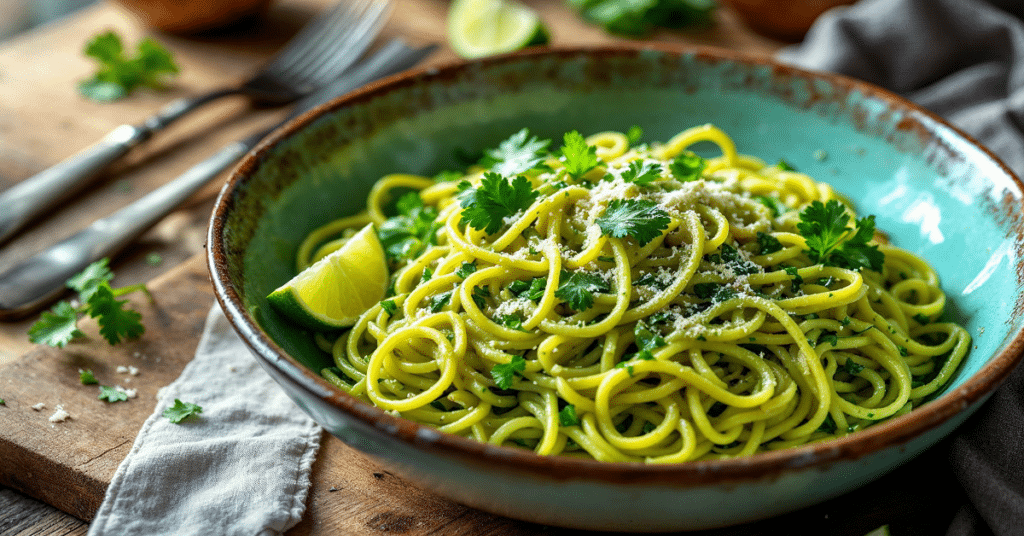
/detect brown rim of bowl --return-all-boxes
[209,43,1024,486]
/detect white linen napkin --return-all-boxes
[88,304,322,536]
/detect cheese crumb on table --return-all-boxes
[32,402,46,411]
[49,405,70,423]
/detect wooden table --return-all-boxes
[0,1,969,534]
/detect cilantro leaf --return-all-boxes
[561,130,599,179]
[669,151,706,181]
[797,200,884,271]
[626,125,643,145]
[491,355,526,389]
[784,266,804,286]
[163,399,203,423]
[79,369,98,385]
[693,283,736,302]
[67,258,114,302]
[596,199,671,246]
[756,231,783,255]
[632,321,666,359]
[559,404,581,426]
[471,286,491,309]
[495,313,526,331]
[86,284,144,345]
[380,299,397,317]
[458,173,539,234]
[377,192,441,263]
[555,270,610,312]
[456,262,477,279]
[480,129,551,176]
[79,32,178,102]
[429,291,452,313]
[98,385,129,403]
[29,301,83,348]
[509,278,546,301]
[621,159,662,185]
[842,358,864,375]
[755,195,788,217]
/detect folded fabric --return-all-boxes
[88,304,322,536]
[779,1,1024,534]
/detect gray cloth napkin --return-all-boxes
[88,304,322,536]
[780,1,1024,535]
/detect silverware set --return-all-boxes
[0,0,433,319]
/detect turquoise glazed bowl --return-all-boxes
[208,45,1024,532]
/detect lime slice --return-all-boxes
[268,223,388,330]
[447,0,550,59]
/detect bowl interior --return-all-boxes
[218,46,1024,429]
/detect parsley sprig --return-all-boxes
[29,259,150,347]
[458,173,539,234]
[797,200,884,271]
[79,31,179,102]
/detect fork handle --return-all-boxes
[0,133,260,320]
[0,88,240,246]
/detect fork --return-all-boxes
[0,39,434,320]
[0,0,390,246]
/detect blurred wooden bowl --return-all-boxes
[721,0,857,41]
[114,0,274,34]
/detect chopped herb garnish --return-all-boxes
[491,355,526,389]
[776,159,796,171]
[98,385,128,403]
[561,130,599,179]
[842,358,864,375]
[79,31,179,102]
[755,195,787,217]
[797,200,884,271]
[471,286,491,309]
[422,267,433,282]
[377,192,441,263]
[509,278,546,301]
[380,299,397,317]
[456,262,477,278]
[596,199,671,246]
[555,270,611,312]
[784,266,804,286]
[458,173,539,234]
[559,404,581,426]
[626,125,643,145]
[79,369,98,385]
[632,321,665,360]
[429,291,452,313]
[648,311,673,324]
[912,313,930,324]
[693,283,736,302]
[433,170,464,183]
[29,258,148,348]
[163,399,203,423]
[495,313,526,331]
[816,413,838,434]
[669,151,706,181]
[480,128,551,176]
[620,159,662,185]
[756,231,783,255]
[816,330,838,347]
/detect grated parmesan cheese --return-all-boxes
[48,405,70,423]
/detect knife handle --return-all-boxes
[0,137,256,320]
[0,89,238,246]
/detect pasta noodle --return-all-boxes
[298,125,970,463]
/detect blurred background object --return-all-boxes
[112,0,274,34]
[0,0,96,41]
[721,0,856,41]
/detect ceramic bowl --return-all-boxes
[208,45,1024,532]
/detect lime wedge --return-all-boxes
[268,223,388,330]
[863,526,891,536]
[447,0,550,59]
